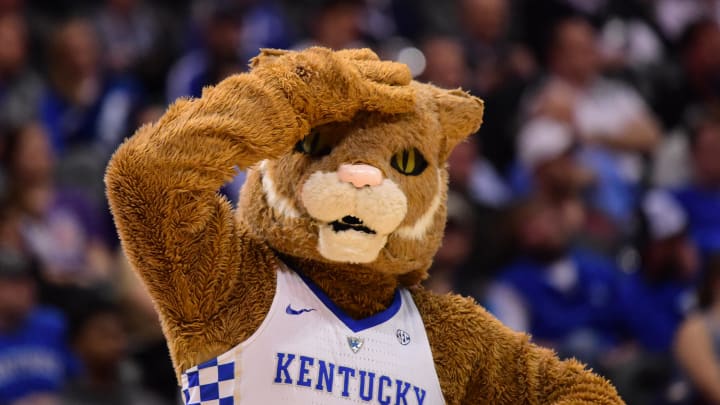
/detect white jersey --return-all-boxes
[180,265,445,405]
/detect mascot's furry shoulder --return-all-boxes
[106,47,623,404]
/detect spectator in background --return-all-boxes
[94,0,158,75]
[1,121,113,287]
[653,19,720,133]
[0,247,75,405]
[94,0,179,101]
[447,135,512,209]
[62,296,167,405]
[0,201,23,251]
[654,0,720,42]
[41,18,143,157]
[674,254,720,404]
[610,190,699,404]
[0,13,44,129]
[237,0,293,61]
[458,0,537,96]
[489,116,621,364]
[424,192,476,294]
[524,17,659,228]
[444,137,512,297]
[418,36,470,89]
[0,0,22,18]
[166,2,244,102]
[619,190,698,353]
[485,195,621,368]
[595,1,665,72]
[674,117,720,257]
[513,117,595,207]
[292,0,367,51]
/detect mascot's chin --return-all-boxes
[317,223,387,263]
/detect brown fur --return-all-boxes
[106,47,623,404]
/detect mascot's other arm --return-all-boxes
[413,289,624,404]
[104,48,414,371]
[465,330,624,404]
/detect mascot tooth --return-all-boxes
[106,47,624,404]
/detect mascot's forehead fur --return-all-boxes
[238,82,483,284]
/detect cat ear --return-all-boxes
[435,88,484,161]
[249,48,290,69]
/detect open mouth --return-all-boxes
[329,216,377,234]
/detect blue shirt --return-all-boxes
[491,250,620,345]
[40,76,142,155]
[615,272,695,352]
[674,185,720,256]
[0,308,76,403]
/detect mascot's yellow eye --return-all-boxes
[391,148,428,176]
[295,131,331,157]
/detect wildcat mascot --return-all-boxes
[106,48,623,404]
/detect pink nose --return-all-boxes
[337,164,383,188]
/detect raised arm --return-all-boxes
[104,48,414,342]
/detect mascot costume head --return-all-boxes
[242,57,482,286]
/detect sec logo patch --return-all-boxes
[396,329,411,345]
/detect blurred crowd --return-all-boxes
[0,0,719,404]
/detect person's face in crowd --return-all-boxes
[74,312,128,376]
[535,149,594,201]
[428,220,472,294]
[0,14,26,77]
[54,21,100,79]
[534,80,576,123]
[447,138,478,192]
[9,123,54,185]
[427,193,474,293]
[0,210,23,250]
[0,275,35,331]
[205,16,241,64]
[517,200,572,262]
[420,37,469,89]
[692,123,720,188]
[436,220,473,267]
[645,234,699,281]
[0,0,22,15]
[107,0,137,15]
[549,19,600,86]
[683,22,720,91]
[460,0,508,43]
[313,2,362,50]
[713,272,720,308]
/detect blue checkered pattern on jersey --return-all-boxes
[181,357,235,405]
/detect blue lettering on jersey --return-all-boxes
[359,370,375,401]
[337,366,355,397]
[315,360,334,392]
[378,375,392,405]
[297,356,314,387]
[414,386,426,404]
[273,353,295,384]
[396,379,411,404]
[273,352,427,404]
